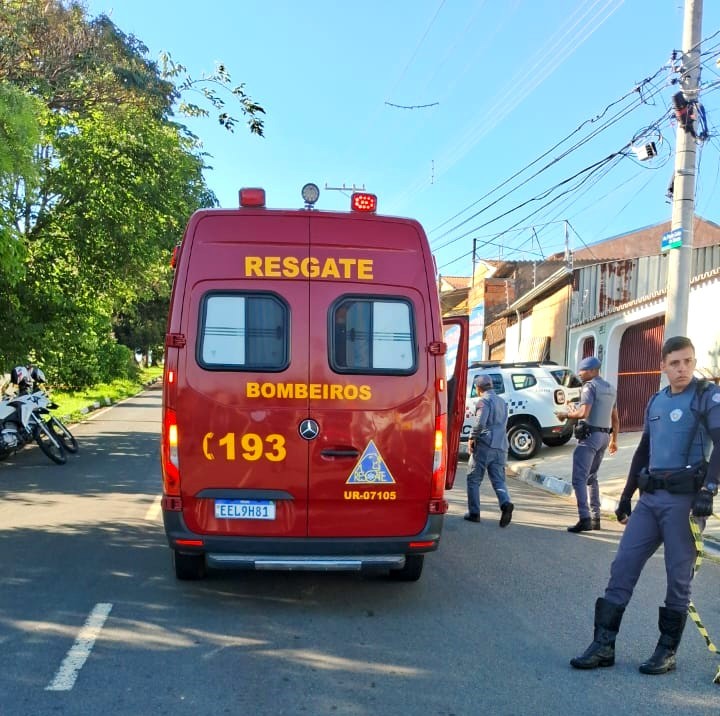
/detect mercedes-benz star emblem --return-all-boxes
[298,419,320,440]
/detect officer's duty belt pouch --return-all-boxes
[573,421,591,440]
[637,462,707,494]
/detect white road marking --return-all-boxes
[144,495,162,521]
[45,603,113,691]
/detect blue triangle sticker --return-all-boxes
[346,440,396,484]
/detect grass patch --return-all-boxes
[50,366,164,422]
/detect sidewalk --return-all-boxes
[503,431,720,554]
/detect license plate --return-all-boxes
[214,499,276,520]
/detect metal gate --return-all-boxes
[617,316,664,431]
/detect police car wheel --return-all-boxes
[389,554,424,582]
[507,422,541,460]
[542,434,572,448]
[173,551,207,580]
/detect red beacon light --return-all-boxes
[351,192,377,213]
[170,243,180,268]
[239,187,266,208]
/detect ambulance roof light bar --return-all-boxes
[239,187,266,208]
[351,192,377,213]
[301,183,320,209]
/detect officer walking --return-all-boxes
[556,355,619,532]
[570,336,720,675]
[465,374,514,527]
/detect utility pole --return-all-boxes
[665,0,703,339]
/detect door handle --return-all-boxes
[320,448,359,458]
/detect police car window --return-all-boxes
[469,373,504,396]
[511,373,537,390]
[331,297,416,374]
[490,373,504,393]
[199,293,288,370]
[550,368,581,388]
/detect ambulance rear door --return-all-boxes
[305,214,435,538]
[176,211,312,539]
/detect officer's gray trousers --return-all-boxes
[466,446,510,515]
[571,432,609,520]
[604,490,704,611]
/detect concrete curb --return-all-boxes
[507,462,720,557]
[60,376,162,424]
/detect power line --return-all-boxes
[390,0,628,209]
[384,102,439,110]
[431,34,720,271]
[429,34,720,255]
[429,74,669,246]
[436,152,629,270]
[384,0,447,103]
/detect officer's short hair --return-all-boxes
[661,336,695,359]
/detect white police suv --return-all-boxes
[459,361,581,461]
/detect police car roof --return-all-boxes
[469,360,560,369]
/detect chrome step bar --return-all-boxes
[206,554,406,571]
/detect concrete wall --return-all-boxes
[528,286,571,364]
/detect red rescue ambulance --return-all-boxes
[161,184,468,581]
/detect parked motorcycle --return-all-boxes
[0,365,74,465]
[23,367,78,454]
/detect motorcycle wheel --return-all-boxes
[47,416,79,453]
[34,420,67,465]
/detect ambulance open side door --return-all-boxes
[442,316,469,489]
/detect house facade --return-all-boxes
[451,217,720,430]
[567,248,720,429]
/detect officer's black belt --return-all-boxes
[637,465,705,494]
[587,425,612,433]
[643,476,675,492]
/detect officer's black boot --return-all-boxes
[639,607,687,675]
[567,517,593,533]
[570,598,625,669]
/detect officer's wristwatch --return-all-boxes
[703,481,718,495]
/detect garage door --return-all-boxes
[616,316,664,431]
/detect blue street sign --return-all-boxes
[661,228,683,252]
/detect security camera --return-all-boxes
[631,142,657,161]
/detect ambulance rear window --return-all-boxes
[198,292,288,370]
[330,297,416,374]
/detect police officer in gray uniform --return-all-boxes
[556,355,619,532]
[465,374,514,527]
[571,336,720,675]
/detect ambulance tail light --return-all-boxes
[430,414,449,513]
[161,408,181,497]
[239,187,266,207]
[351,192,377,213]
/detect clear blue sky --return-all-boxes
[84,0,720,275]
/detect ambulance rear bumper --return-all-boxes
[207,554,406,571]
[163,511,444,571]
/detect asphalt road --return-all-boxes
[1,387,719,716]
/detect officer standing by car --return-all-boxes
[570,336,720,676]
[465,374,514,527]
[556,355,619,532]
